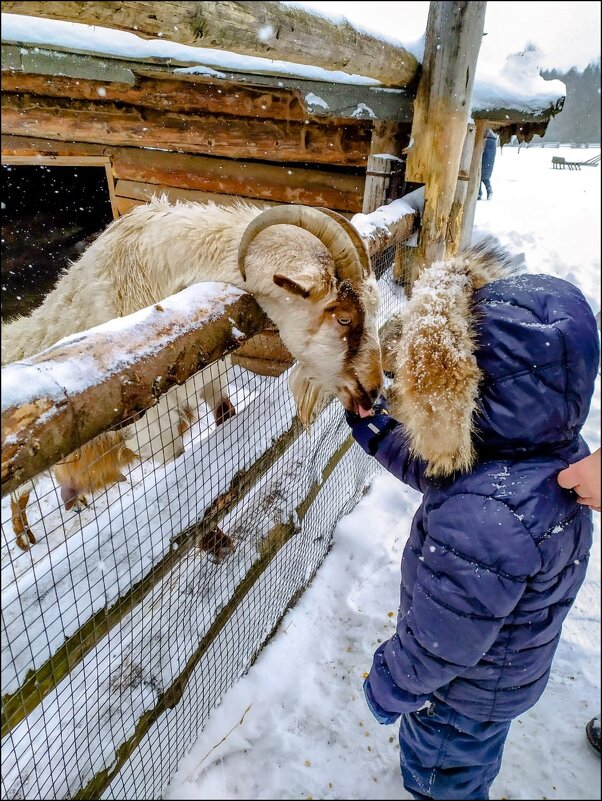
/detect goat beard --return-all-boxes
[289,364,328,429]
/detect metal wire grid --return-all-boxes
[0,238,416,800]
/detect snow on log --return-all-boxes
[1,283,270,495]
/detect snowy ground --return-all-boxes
[164,146,602,801]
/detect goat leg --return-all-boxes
[213,397,236,426]
[11,489,36,550]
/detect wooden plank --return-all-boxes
[1,1,420,88]
[362,212,418,257]
[114,179,278,209]
[1,94,372,165]
[362,155,402,214]
[1,154,110,167]
[405,1,486,266]
[1,70,310,122]
[1,44,416,123]
[446,120,476,254]
[1,135,365,212]
[114,196,141,216]
[2,292,270,496]
[460,120,487,249]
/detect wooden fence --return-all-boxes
[0,211,417,800]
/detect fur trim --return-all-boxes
[386,241,520,477]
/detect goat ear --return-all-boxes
[273,274,311,299]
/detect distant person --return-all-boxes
[345,243,599,799]
[478,128,498,200]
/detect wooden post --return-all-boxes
[405,1,486,267]
[460,119,488,249]
[446,120,476,253]
[362,121,405,213]
[362,155,403,214]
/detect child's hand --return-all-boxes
[345,396,397,455]
[557,448,601,512]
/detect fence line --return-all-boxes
[1,212,417,800]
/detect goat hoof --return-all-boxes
[214,399,236,426]
[15,529,36,550]
[72,496,89,512]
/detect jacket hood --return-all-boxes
[384,242,599,477]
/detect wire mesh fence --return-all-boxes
[1,236,416,800]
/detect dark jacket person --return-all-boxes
[346,242,599,800]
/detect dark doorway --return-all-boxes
[1,162,115,322]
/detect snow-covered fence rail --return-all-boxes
[1,284,270,496]
[1,208,417,801]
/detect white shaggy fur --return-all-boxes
[2,197,382,535]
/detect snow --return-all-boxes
[304,92,329,110]
[351,191,423,242]
[163,146,601,801]
[0,14,380,87]
[1,10,564,112]
[473,47,567,114]
[1,283,244,413]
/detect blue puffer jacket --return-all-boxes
[350,261,599,724]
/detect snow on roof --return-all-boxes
[0,13,380,86]
[1,12,564,114]
[472,47,566,115]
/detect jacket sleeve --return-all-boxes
[366,494,543,717]
[346,408,427,494]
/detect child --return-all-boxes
[345,242,600,800]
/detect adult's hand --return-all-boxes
[557,448,601,512]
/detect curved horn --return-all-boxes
[238,205,369,283]
[317,207,371,279]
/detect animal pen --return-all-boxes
[1,2,565,799]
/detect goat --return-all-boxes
[2,198,383,547]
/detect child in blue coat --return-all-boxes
[346,243,599,800]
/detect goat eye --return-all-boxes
[337,316,351,326]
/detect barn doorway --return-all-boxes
[1,156,117,323]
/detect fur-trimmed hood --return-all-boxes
[384,242,599,477]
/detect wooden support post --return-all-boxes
[362,154,403,214]
[460,119,488,249]
[405,1,486,268]
[362,121,406,213]
[446,120,476,253]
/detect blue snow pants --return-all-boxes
[398,698,511,800]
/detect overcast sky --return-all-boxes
[287,1,601,72]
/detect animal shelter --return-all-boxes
[1,2,565,798]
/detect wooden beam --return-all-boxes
[1,135,365,211]
[460,119,487,249]
[1,94,371,165]
[446,120,476,254]
[405,1,486,266]
[1,70,309,122]
[360,211,419,257]
[362,155,403,214]
[1,290,270,496]
[1,1,420,88]
[114,178,277,208]
[1,43,416,123]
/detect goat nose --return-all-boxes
[368,387,380,402]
